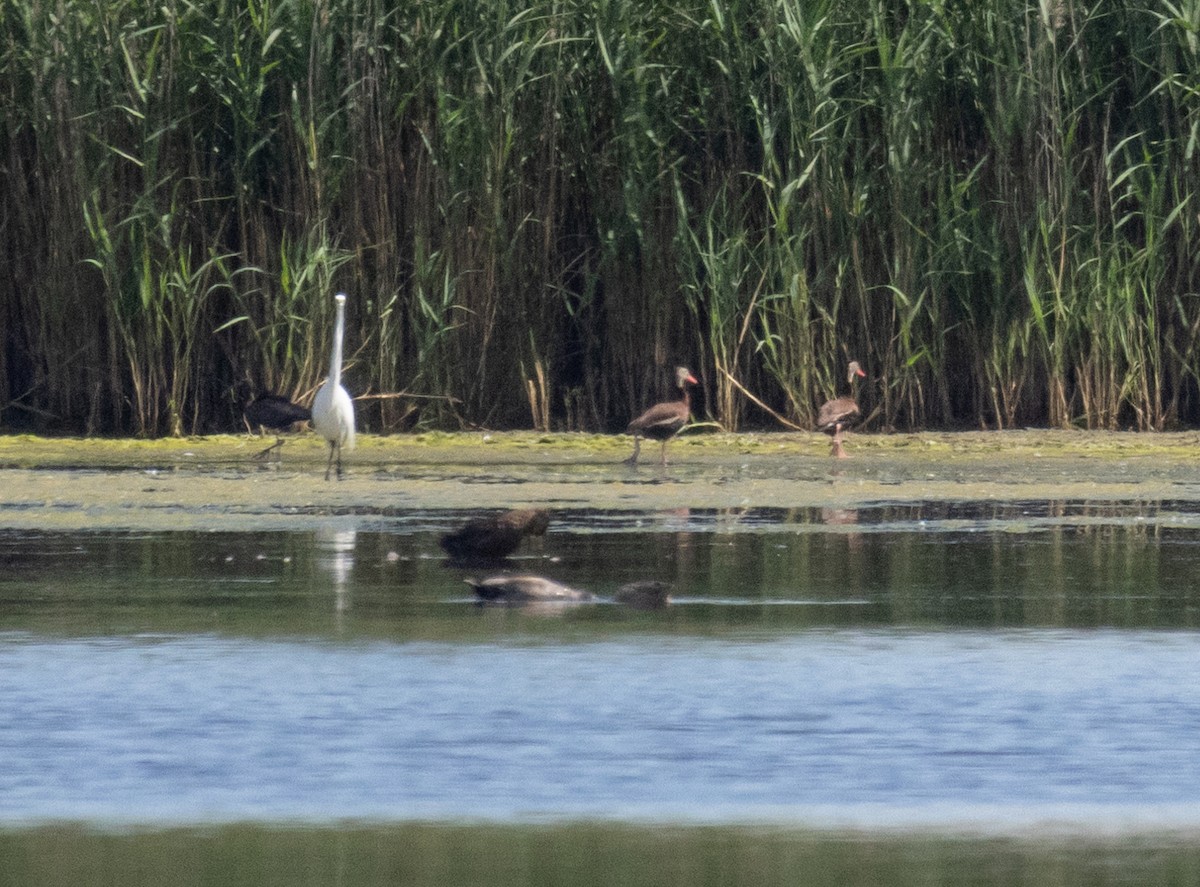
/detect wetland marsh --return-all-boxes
[3,431,1200,885]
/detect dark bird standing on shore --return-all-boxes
[624,366,698,466]
[816,360,866,458]
[440,508,551,562]
[238,383,312,460]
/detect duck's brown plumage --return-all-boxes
[816,396,859,432]
[625,366,698,465]
[440,508,551,560]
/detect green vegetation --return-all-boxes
[3,822,1200,887]
[4,0,1200,436]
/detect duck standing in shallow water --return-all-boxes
[816,360,866,458]
[624,366,698,466]
[440,508,551,562]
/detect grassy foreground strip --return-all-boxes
[2,820,1199,887]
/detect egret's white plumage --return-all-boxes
[312,292,355,480]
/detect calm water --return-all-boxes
[4,629,1200,827]
[4,501,1200,883]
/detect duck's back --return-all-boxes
[816,396,859,431]
[627,400,688,439]
[245,395,311,430]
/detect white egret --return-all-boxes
[312,292,356,480]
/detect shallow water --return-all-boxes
[5,493,1200,884]
[3,504,1200,826]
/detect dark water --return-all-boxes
[4,501,1200,884]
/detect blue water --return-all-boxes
[4,628,1200,828]
[5,507,1200,832]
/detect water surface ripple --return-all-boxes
[4,629,1199,829]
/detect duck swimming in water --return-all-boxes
[440,508,551,562]
[466,574,592,603]
[613,580,672,610]
[466,574,672,608]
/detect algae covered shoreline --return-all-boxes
[4,427,1200,465]
[1,429,1199,532]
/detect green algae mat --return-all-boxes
[1,429,1199,531]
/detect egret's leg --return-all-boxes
[324,441,336,480]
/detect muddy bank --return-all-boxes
[0,430,1198,531]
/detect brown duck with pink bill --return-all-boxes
[624,366,698,466]
[816,360,866,458]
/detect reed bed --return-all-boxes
[3,0,1199,435]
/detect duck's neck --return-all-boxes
[679,384,691,408]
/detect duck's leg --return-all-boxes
[253,437,285,461]
[623,435,642,465]
[831,423,850,459]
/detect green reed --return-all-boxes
[3,0,1200,435]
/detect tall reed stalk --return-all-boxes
[3,0,1200,435]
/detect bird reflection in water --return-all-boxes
[820,506,858,526]
[316,524,356,615]
[820,504,862,554]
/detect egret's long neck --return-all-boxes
[330,296,346,389]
